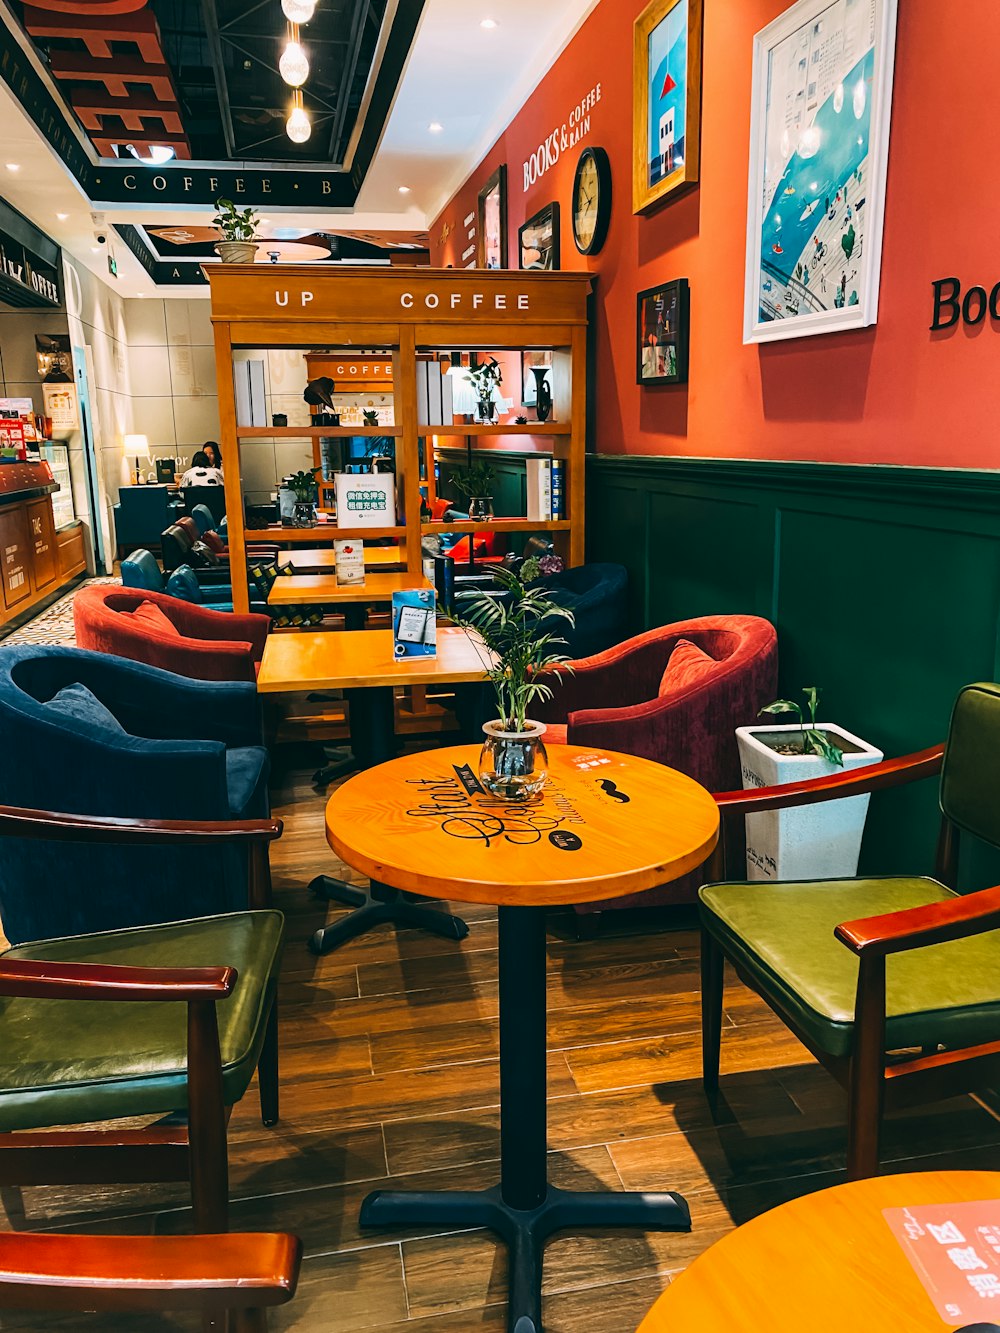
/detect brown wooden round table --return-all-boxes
[326,743,719,1333]
[636,1171,1000,1333]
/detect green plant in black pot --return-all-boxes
[450,459,497,520]
[451,565,574,799]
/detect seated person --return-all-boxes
[180,449,224,488]
[202,441,223,473]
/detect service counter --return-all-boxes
[0,461,86,628]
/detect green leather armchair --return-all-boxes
[0,803,285,1235]
[701,681,1000,1180]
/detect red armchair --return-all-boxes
[73,586,270,683]
[535,615,778,912]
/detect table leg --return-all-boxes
[359,905,690,1332]
[308,880,468,955]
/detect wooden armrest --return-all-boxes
[835,884,1000,958]
[0,1232,302,1311]
[0,959,237,1002]
[713,744,944,815]
[0,807,282,847]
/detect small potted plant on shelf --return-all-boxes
[452,565,574,800]
[464,356,503,423]
[735,685,883,881]
[450,459,497,520]
[213,198,261,264]
[283,466,322,527]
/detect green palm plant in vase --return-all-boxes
[450,459,497,519]
[759,686,844,765]
[284,466,321,527]
[450,565,575,799]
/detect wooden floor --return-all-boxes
[3,743,1000,1330]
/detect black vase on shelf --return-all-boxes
[531,368,553,423]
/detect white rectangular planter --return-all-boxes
[735,723,884,881]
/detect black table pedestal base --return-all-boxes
[308,877,469,956]
[360,1184,690,1333]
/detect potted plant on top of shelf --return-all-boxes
[283,466,322,527]
[213,198,261,264]
[464,357,503,423]
[735,685,884,881]
[452,564,575,800]
[450,458,497,520]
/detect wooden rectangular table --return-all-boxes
[258,625,494,956]
[266,570,430,607]
[278,546,404,573]
[256,625,489,693]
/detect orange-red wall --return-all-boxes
[431,0,999,468]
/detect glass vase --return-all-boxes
[479,720,549,800]
[292,499,316,527]
[468,496,494,521]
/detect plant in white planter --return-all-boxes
[213,198,260,264]
[736,686,884,881]
[452,565,574,800]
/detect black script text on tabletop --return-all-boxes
[405,776,587,849]
[930,277,1000,331]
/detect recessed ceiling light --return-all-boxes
[481,17,498,28]
[428,122,443,133]
[56,212,69,221]
[398,185,411,194]
[5,163,19,172]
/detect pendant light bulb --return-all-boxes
[281,0,315,21]
[286,93,311,144]
[279,25,309,87]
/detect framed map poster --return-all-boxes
[743,0,898,344]
[633,0,703,214]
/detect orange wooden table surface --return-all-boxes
[267,571,430,606]
[636,1171,1000,1333]
[278,546,403,572]
[326,744,719,907]
[256,626,491,693]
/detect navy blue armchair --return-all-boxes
[0,646,269,944]
[539,563,629,659]
[122,550,233,613]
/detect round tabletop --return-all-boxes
[636,1171,1000,1333]
[325,744,719,907]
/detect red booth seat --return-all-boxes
[536,615,778,910]
[73,586,270,683]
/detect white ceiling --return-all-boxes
[0,0,600,299]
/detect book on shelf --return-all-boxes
[526,457,552,521]
[416,360,452,427]
[550,458,566,519]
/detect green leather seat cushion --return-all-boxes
[0,911,284,1132]
[699,878,1000,1059]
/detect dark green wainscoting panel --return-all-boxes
[586,455,1000,887]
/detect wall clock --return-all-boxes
[572,146,612,256]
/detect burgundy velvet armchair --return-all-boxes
[535,615,778,912]
[73,585,270,683]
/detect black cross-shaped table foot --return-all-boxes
[308,876,469,956]
[360,1183,689,1333]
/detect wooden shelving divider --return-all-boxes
[207,266,592,615]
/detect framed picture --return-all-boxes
[633,0,703,214]
[743,0,899,344]
[636,279,690,386]
[518,203,560,271]
[521,350,553,406]
[477,165,508,269]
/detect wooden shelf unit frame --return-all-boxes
[207,266,592,614]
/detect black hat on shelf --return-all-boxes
[303,376,336,409]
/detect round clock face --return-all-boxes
[573,147,611,256]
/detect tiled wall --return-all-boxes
[125,297,221,471]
